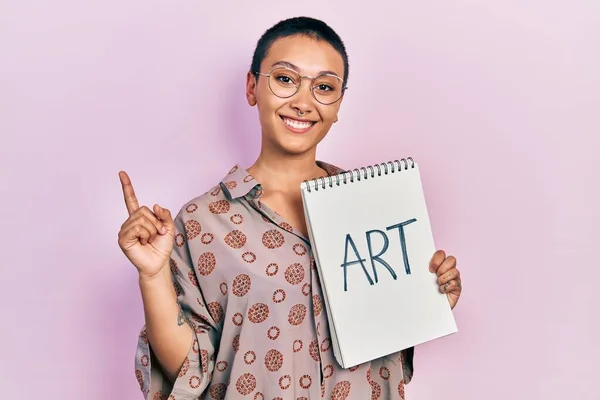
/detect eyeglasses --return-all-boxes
[254,67,347,105]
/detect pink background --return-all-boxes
[1,0,598,398]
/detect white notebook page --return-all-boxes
[301,161,458,368]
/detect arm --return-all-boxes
[138,264,193,383]
[134,209,218,399]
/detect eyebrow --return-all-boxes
[271,60,342,78]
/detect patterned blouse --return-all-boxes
[134,161,414,400]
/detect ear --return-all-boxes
[246,71,257,106]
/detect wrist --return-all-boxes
[138,263,178,307]
[138,263,171,286]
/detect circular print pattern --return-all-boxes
[209,383,226,399]
[248,303,269,323]
[262,229,285,249]
[224,230,246,249]
[264,349,283,372]
[284,263,305,285]
[232,274,251,297]
[235,373,256,395]
[288,304,307,326]
[185,220,201,240]
[197,252,216,275]
[209,200,230,214]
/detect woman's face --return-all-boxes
[246,35,345,157]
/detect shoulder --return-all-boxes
[317,160,346,176]
[170,180,239,250]
[172,163,258,224]
[174,184,228,220]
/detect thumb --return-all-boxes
[153,204,174,231]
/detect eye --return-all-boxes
[276,74,296,85]
[315,84,334,92]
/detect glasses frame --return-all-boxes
[254,67,348,105]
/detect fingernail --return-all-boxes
[160,226,167,234]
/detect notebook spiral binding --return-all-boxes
[302,157,415,193]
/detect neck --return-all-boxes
[247,145,326,192]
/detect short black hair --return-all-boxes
[250,16,350,88]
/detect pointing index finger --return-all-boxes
[119,171,140,215]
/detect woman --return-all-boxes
[118,16,462,400]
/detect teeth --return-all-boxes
[283,117,313,129]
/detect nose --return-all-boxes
[290,77,314,115]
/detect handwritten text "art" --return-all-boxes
[340,219,416,291]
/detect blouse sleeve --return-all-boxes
[401,346,414,384]
[133,207,220,399]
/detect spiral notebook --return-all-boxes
[301,157,458,368]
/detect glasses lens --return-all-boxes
[313,74,344,104]
[268,68,301,98]
[266,68,345,104]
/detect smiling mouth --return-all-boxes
[280,116,317,131]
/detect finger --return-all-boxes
[429,249,446,272]
[119,171,140,216]
[437,267,460,285]
[120,206,167,236]
[153,204,174,230]
[121,224,152,246]
[440,279,462,294]
[436,255,457,276]
[137,206,167,235]
[121,212,159,232]
[121,215,159,243]
[135,225,152,245]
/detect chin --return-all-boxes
[280,129,329,154]
[274,140,319,157]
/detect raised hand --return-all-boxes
[117,171,175,278]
